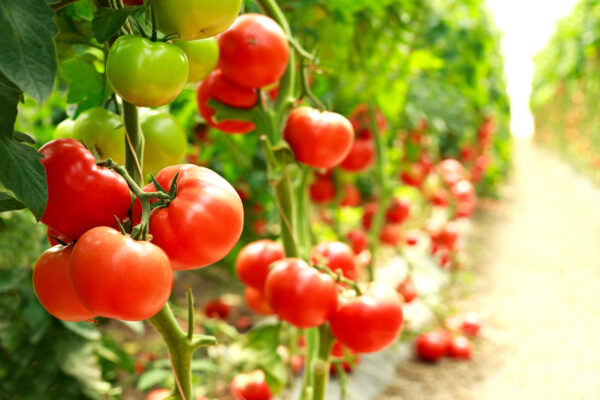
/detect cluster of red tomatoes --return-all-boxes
[415,312,481,362]
[235,239,404,355]
[33,138,244,322]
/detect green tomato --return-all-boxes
[106,35,189,108]
[173,38,219,83]
[54,119,75,139]
[155,0,241,40]
[141,111,188,174]
[71,107,125,164]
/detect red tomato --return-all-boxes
[46,227,72,246]
[339,137,375,172]
[230,370,272,400]
[204,298,231,319]
[39,139,131,240]
[309,176,336,205]
[33,245,95,322]
[431,188,449,206]
[236,315,253,331]
[340,184,361,207]
[245,286,274,315]
[448,336,472,360]
[236,240,284,291]
[460,145,474,162]
[405,230,419,246]
[460,312,481,337]
[218,14,289,89]
[291,354,304,375]
[347,229,368,254]
[400,164,425,188]
[330,284,403,353]
[439,159,465,187]
[361,202,378,230]
[397,276,417,303]
[451,180,475,203]
[419,153,434,175]
[251,219,268,236]
[348,103,387,133]
[431,222,459,251]
[386,197,411,224]
[284,107,354,169]
[196,68,257,134]
[311,241,357,280]
[415,330,449,362]
[265,258,338,328]
[146,389,171,400]
[380,224,403,246]
[70,227,173,321]
[136,164,244,270]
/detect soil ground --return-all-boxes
[378,139,600,400]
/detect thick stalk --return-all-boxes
[312,324,335,400]
[295,166,311,259]
[122,101,144,185]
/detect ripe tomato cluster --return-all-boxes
[33,138,243,322]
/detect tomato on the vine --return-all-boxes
[347,229,368,254]
[448,336,472,360]
[340,184,361,207]
[284,107,354,169]
[397,276,417,303]
[107,35,188,107]
[311,241,357,280]
[265,258,338,328]
[137,164,244,270]
[204,298,231,319]
[70,107,125,164]
[245,286,274,316]
[218,14,289,89]
[173,37,219,82]
[33,245,95,322]
[415,330,449,362]
[380,224,403,246]
[386,197,411,224]
[196,69,257,134]
[339,137,375,172]
[39,139,131,240]
[230,369,272,400]
[309,176,336,205]
[155,0,241,40]
[330,284,403,353]
[140,110,188,174]
[235,239,284,290]
[70,227,173,321]
[460,312,481,337]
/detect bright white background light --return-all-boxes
[485,0,579,138]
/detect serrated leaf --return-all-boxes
[0,136,47,220]
[61,321,101,341]
[0,192,25,213]
[0,71,22,139]
[13,131,36,144]
[137,368,171,391]
[92,6,144,43]
[0,0,57,103]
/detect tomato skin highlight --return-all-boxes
[284,107,354,169]
[33,245,95,322]
[196,69,257,134]
[235,239,284,291]
[218,14,289,89]
[139,164,244,270]
[245,286,274,316]
[155,0,241,40]
[330,284,403,353]
[70,227,173,321]
[265,258,338,329]
[39,139,132,240]
[106,35,188,107]
[311,241,357,280]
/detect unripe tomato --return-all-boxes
[284,107,354,169]
[311,241,357,280]
[309,176,336,205]
[245,286,274,315]
[265,258,338,328]
[39,139,131,240]
[340,184,361,207]
[173,37,219,82]
[107,35,188,107]
[386,197,411,224]
[156,0,241,40]
[230,369,272,400]
[235,239,284,291]
[330,284,403,353]
[448,336,472,360]
[397,276,417,303]
[33,245,95,322]
[218,14,289,88]
[136,164,244,270]
[196,69,257,134]
[140,110,187,174]
[71,107,125,164]
[70,227,173,321]
[346,229,368,254]
[380,224,403,246]
[204,298,231,319]
[415,331,449,362]
[53,119,75,139]
[339,137,375,172]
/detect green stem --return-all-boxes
[277,166,299,257]
[150,0,158,41]
[295,166,311,259]
[312,324,334,400]
[123,101,144,185]
[367,103,389,281]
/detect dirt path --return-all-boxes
[378,139,600,400]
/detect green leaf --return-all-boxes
[92,6,145,44]
[13,131,36,144]
[55,340,111,397]
[137,368,171,391]
[117,320,145,335]
[0,72,22,139]
[61,321,101,341]
[0,0,58,103]
[0,136,47,220]
[0,192,25,213]
[59,53,110,115]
